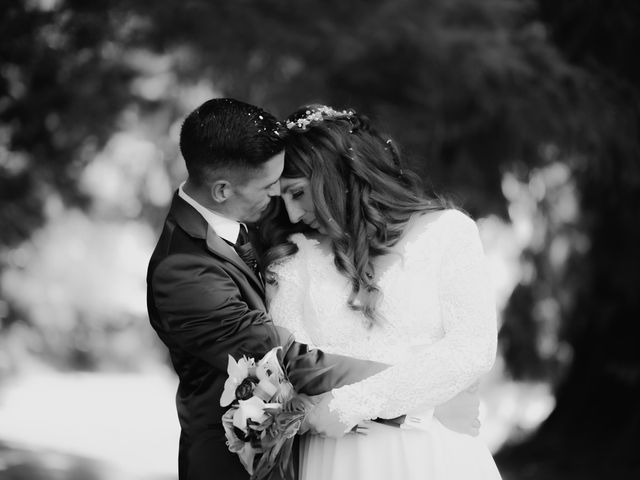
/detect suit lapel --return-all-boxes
[168,191,265,297]
[205,226,265,296]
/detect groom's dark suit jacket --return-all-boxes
[147,193,385,480]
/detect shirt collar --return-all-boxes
[178,182,242,245]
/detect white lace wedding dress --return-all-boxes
[268,209,502,480]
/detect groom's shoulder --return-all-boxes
[148,216,209,274]
[156,215,196,250]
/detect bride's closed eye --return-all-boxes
[291,189,304,199]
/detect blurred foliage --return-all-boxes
[125,0,591,216]
[0,0,162,372]
[1,0,639,475]
[0,0,136,246]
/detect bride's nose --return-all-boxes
[284,198,304,223]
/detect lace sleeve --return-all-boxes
[267,235,315,346]
[328,211,498,427]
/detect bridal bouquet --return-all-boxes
[220,347,308,480]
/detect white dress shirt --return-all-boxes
[178,182,243,245]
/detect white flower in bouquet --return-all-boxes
[220,355,256,407]
[232,396,279,434]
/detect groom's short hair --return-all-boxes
[180,98,285,186]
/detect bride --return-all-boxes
[261,105,501,480]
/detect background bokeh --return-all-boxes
[1,0,639,479]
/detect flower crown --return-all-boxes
[286,106,354,130]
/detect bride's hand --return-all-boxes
[299,392,355,438]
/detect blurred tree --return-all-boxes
[0,0,145,369]
[495,1,640,478]
[0,0,135,247]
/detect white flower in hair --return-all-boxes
[286,106,353,130]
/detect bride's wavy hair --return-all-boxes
[260,105,450,325]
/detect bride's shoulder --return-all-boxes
[268,233,320,272]
[407,208,478,243]
[413,208,474,230]
[267,233,326,285]
[287,232,320,250]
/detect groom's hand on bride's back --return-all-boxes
[434,381,481,437]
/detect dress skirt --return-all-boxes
[299,418,501,480]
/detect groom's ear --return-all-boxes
[210,180,233,203]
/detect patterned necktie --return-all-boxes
[235,224,260,278]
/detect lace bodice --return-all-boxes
[267,209,497,428]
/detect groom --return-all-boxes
[147,98,481,480]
